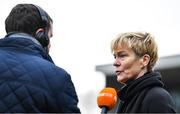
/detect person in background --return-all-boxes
[111,32,176,113]
[0,3,80,113]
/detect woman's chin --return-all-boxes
[117,76,126,84]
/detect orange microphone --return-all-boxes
[97,87,117,113]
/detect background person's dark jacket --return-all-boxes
[0,33,80,113]
[116,71,176,113]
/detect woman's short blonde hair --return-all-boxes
[111,32,158,71]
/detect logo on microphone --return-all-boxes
[98,93,117,102]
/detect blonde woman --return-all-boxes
[111,32,176,113]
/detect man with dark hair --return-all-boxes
[0,3,80,113]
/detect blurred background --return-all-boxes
[0,0,180,113]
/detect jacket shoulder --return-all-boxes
[142,87,176,112]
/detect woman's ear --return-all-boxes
[141,54,150,69]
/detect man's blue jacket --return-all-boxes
[0,33,80,113]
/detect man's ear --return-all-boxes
[141,54,150,69]
[36,28,44,34]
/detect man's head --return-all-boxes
[5,4,53,48]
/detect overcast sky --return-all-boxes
[0,0,180,113]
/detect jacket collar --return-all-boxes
[118,71,164,101]
[5,32,42,46]
[1,32,54,63]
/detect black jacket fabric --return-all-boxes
[0,33,80,113]
[116,71,176,113]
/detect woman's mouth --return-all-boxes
[115,71,122,76]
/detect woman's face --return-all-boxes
[113,47,145,84]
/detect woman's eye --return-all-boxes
[118,54,127,58]
[113,52,128,59]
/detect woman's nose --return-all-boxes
[113,58,120,67]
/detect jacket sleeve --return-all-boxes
[142,87,176,113]
[51,68,81,113]
[59,73,81,113]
